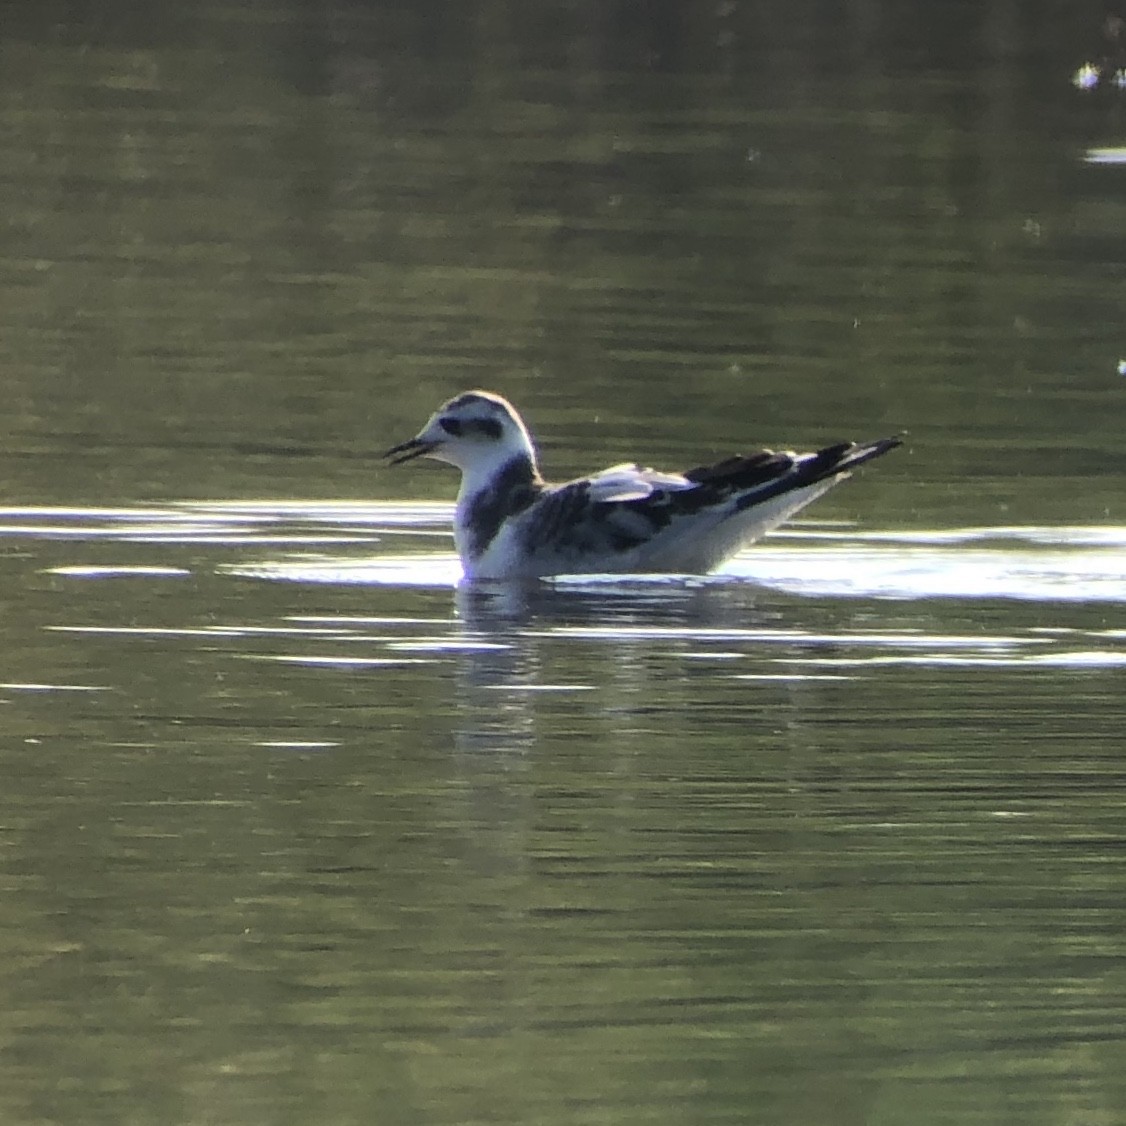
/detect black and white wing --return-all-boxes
[516,439,901,572]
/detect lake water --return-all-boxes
[1,3,1125,1124]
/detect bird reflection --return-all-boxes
[448,577,776,759]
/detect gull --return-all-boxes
[385,390,901,580]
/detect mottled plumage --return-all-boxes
[385,390,901,580]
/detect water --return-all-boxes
[2,2,1126,1124]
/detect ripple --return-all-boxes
[46,565,192,578]
[541,626,1045,648]
[225,552,461,587]
[784,650,1126,669]
[239,655,433,668]
[781,525,1126,547]
[1084,146,1126,165]
[255,741,341,750]
[722,543,1126,602]
[0,682,110,692]
[177,499,452,526]
[4,503,1123,603]
[227,537,1126,603]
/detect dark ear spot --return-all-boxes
[477,418,503,440]
[439,417,463,437]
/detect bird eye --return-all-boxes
[439,417,463,437]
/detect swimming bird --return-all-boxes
[385,390,900,580]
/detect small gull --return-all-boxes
[385,390,901,580]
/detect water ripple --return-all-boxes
[2,503,1122,603]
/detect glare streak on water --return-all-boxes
[243,655,432,667]
[48,566,193,577]
[785,525,1126,546]
[255,740,340,749]
[40,601,1125,674]
[785,651,1126,668]
[228,538,1126,603]
[0,682,109,692]
[1084,145,1126,164]
[5,500,1121,721]
[229,553,463,587]
[539,627,1045,647]
[723,543,1126,602]
[5,503,1124,603]
[178,499,453,525]
[13,504,1122,675]
[47,625,362,639]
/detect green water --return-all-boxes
[1,3,1124,1124]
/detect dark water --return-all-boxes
[2,3,1125,1124]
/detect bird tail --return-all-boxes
[810,434,903,480]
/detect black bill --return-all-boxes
[384,437,436,465]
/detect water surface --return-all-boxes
[1,2,1125,1124]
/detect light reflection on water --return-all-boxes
[8,500,1124,606]
[43,616,1125,675]
[18,496,1121,680]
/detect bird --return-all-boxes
[385,390,901,580]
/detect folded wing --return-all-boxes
[514,437,901,573]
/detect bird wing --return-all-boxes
[515,439,900,569]
[517,457,775,561]
[583,462,695,503]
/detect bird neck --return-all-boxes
[456,445,542,504]
[455,452,544,562]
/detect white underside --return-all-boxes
[462,478,840,580]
